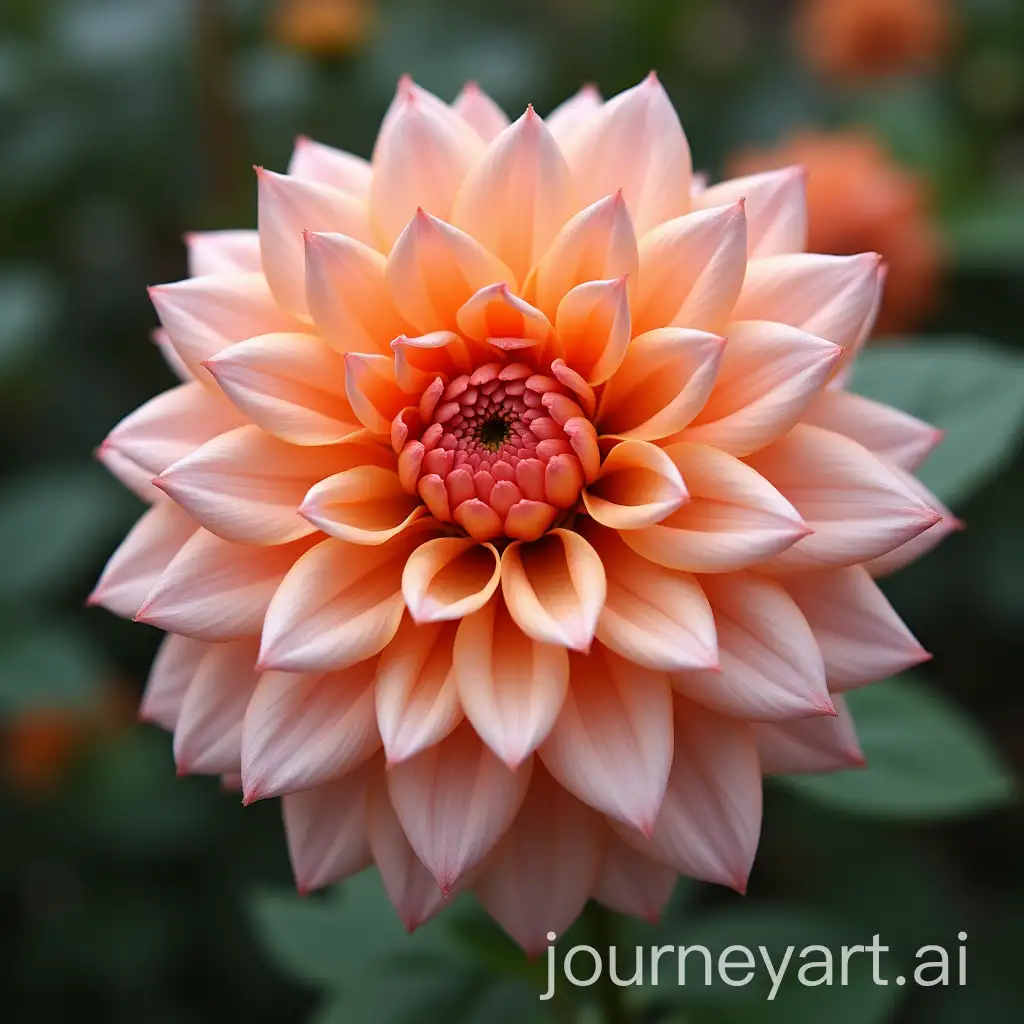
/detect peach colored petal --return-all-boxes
[89,501,197,619]
[582,522,718,673]
[386,720,532,891]
[375,617,463,763]
[695,166,807,258]
[617,698,760,893]
[391,331,472,392]
[257,167,374,315]
[205,333,364,445]
[754,696,865,775]
[156,425,357,546]
[241,658,380,800]
[678,320,841,456]
[385,210,515,334]
[365,767,448,931]
[185,230,262,277]
[455,284,554,352]
[597,328,724,440]
[802,387,943,471]
[544,83,603,148]
[173,638,261,775]
[632,201,747,335]
[152,327,193,383]
[139,633,208,731]
[554,276,631,385]
[150,272,305,385]
[300,465,426,545]
[288,136,372,197]
[622,442,807,573]
[475,768,605,956]
[746,425,941,573]
[453,591,569,767]
[344,351,416,436]
[452,106,574,284]
[526,192,638,322]
[593,835,678,924]
[304,231,409,355]
[562,73,692,236]
[259,530,431,673]
[540,646,673,832]
[402,536,501,623]
[782,565,930,690]
[500,529,606,651]
[370,79,486,249]
[453,81,511,141]
[731,252,882,354]
[137,532,315,641]
[582,439,688,530]
[282,762,374,894]
[96,439,161,502]
[672,572,833,721]
[101,381,245,486]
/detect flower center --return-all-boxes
[397,360,591,544]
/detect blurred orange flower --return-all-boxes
[731,131,941,334]
[794,0,953,81]
[272,0,372,55]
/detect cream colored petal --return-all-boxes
[402,536,501,623]
[453,82,511,141]
[500,528,606,651]
[544,83,603,148]
[632,201,748,335]
[582,439,688,530]
[288,136,372,197]
[185,230,262,277]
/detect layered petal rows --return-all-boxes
[94,75,947,952]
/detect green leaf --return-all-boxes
[849,340,1024,506]
[0,622,108,712]
[0,464,134,603]
[781,676,1014,819]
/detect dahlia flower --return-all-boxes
[92,75,954,953]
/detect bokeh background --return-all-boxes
[2,0,1023,1021]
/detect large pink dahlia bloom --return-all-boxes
[92,75,954,953]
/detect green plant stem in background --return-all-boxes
[586,903,632,1024]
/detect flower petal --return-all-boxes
[583,522,718,673]
[173,638,261,775]
[597,328,724,440]
[371,79,486,249]
[802,387,943,471]
[156,425,359,546]
[402,536,501,623]
[672,572,833,721]
[137,532,315,641]
[139,633,208,730]
[695,167,807,258]
[754,696,865,775]
[258,167,374,315]
[241,659,380,800]
[554,276,631,385]
[386,720,532,891]
[500,528,606,651]
[544,83,602,148]
[622,442,807,573]
[453,82,511,141]
[304,231,408,355]
[391,331,472,392]
[259,531,430,672]
[454,591,569,768]
[89,501,197,618]
[678,320,841,456]
[475,769,605,956]
[632,201,748,335]
[540,645,673,832]
[205,333,363,445]
[282,763,374,894]
[526,192,638,322]
[592,835,677,924]
[746,425,941,573]
[185,230,262,277]
[288,136,372,197]
[582,439,688,530]
[455,284,554,354]
[562,73,691,236]
[452,106,574,284]
[385,210,515,334]
[375,617,463,764]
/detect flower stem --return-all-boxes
[586,903,632,1024]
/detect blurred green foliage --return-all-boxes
[1,0,1023,1022]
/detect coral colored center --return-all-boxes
[397,360,591,544]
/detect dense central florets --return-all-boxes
[397,360,591,544]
